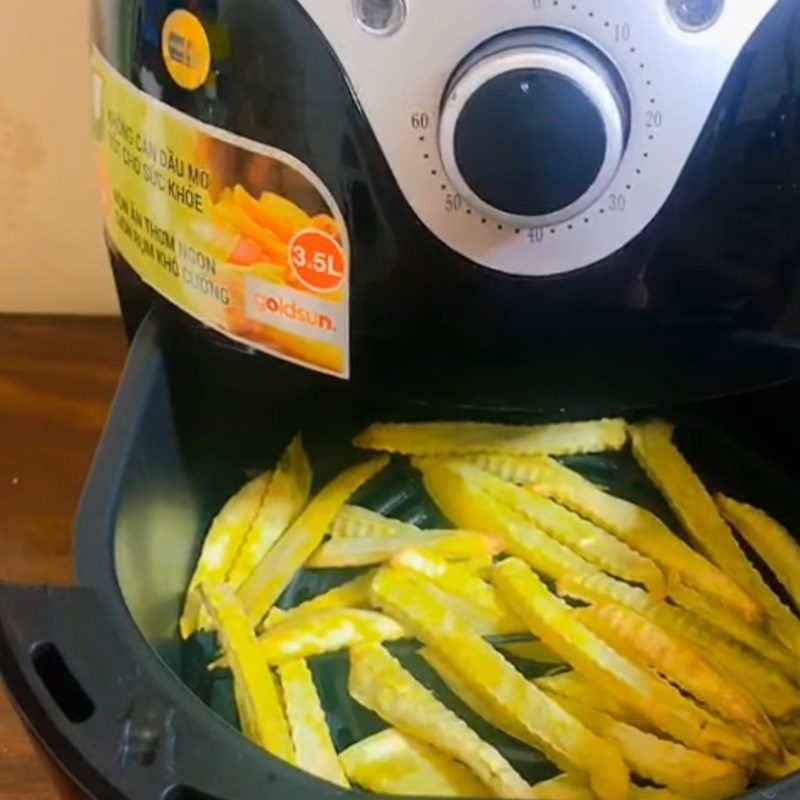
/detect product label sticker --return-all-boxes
[91,48,350,378]
[161,9,211,91]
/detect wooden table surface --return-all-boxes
[0,315,128,800]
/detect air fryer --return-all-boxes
[3,1,800,799]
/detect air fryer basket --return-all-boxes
[2,311,800,800]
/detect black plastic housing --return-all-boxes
[97,0,800,409]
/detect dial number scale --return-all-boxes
[296,0,778,275]
[405,5,664,262]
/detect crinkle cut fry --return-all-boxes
[460,461,665,598]
[417,459,602,582]
[255,608,406,665]
[716,494,800,615]
[392,548,525,635]
[354,418,628,456]
[306,529,501,569]
[419,645,543,748]
[493,558,760,764]
[546,694,748,800]
[330,505,421,538]
[534,672,647,728]
[668,579,798,677]
[198,583,294,763]
[557,570,800,720]
[573,603,779,755]
[236,456,389,625]
[258,571,376,632]
[226,435,312,590]
[420,644,630,800]
[277,659,348,787]
[395,572,525,637]
[348,642,532,798]
[339,727,490,797]
[181,471,271,637]
[369,566,631,800]
[468,453,758,622]
[630,421,800,658]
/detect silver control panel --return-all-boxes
[295,0,779,276]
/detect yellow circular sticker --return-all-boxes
[161,10,211,91]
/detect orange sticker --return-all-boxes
[161,10,211,91]
[289,229,346,293]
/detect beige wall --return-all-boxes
[0,2,118,315]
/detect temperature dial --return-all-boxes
[439,29,631,227]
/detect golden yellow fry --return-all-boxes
[198,583,294,763]
[354,418,628,457]
[757,751,800,781]
[392,549,525,635]
[211,198,288,263]
[258,192,313,243]
[400,575,522,637]
[528,775,595,800]
[181,471,271,638]
[277,659,348,787]
[533,778,690,800]
[633,424,800,659]
[309,213,340,239]
[370,567,630,800]
[330,505,421,538]
[668,579,798,677]
[419,459,600,581]
[717,494,800,614]
[339,727,490,797]
[462,555,495,575]
[237,456,389,625]
[498,640,564,664]
[557,571,800,719]
[573,603,778,755]
[777,719,800,755]
[493,558,759,763]
[523,775,694,800]
[463,463,665,597]
[256,609,406,664]
[232,185,311,243]
[467,453,578,485]
[258,572,376,632]
[419,647,596,800]
[306,530,502,569]
[226,436,312,591]
[420,652,620,800]
[348,643,532,798]
[533,672,646,728]
[634,789,696,800]
[548,694,748,800]
[471,453,759,621]
[419,645,540,748]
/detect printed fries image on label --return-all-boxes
[92,49,350,377]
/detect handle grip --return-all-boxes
[0,584,341,800]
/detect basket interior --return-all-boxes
[103,326,800,789]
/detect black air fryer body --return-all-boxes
[4,1,800,799]
[100,0,800,409]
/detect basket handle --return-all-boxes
[0,584,339,800]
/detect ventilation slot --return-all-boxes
[31,642,95,724]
